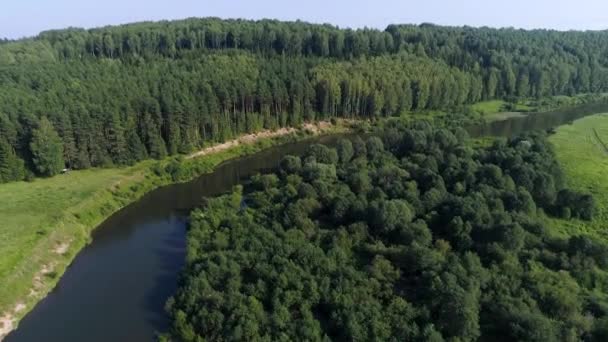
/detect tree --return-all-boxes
[0,139,25,182]
[336,139,354,163]
[280,155,302,174]
[517,71,530,97]
[306,144,338,165]
[366,136,384,160]
[30,117,65,176]
[168,126,605,341]
[432,272,481,341]
[2,17,608,183]
[106,111,128,165]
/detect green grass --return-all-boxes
[548,113,608,240]
[473,99,534,113]
[0,166,144,308]
[0,123,351,329]
[0,168,135,274]
[471,100,510,114]
[471,100,534,121]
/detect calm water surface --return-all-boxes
[7,102,608,341]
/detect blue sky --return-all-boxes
[2,0,607,39]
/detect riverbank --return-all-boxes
[470,94,608,123]
[0,120,352,340]
[2,102,607,339]
[186,122,333,159]
[548,113,608,241]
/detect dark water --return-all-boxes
[7,102,608,342]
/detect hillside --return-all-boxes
[3,18,608,181]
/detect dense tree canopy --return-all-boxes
[2,18,608,181]
[167,123,604,341]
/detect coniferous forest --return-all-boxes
[3,18,608,181]
[168,123,603,341]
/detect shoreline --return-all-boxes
[186,122,332,159]
[0,120,351,340]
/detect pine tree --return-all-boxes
[0,140,25,183]
[106,112,128,165]
[124,117,148,164]
[29,117,65,176]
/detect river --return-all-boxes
[6,102,608,341]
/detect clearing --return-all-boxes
[548,113,608,240]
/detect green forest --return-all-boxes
[3,18,608,181]
[167,123,606,341]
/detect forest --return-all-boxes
[166,123,605,341]
[3,18,608,182]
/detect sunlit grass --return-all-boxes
[471,100,509,114]
[471,100,534,121]
[548,113,608,240]
[0,165,147,312]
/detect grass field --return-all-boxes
[0,160,162,337]
[548,113,608,240]
[0,123,350,336]
[0,166,146,308]
[470,100,534,121]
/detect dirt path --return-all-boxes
[0,314,14,341]
[53,240,71,255]
[187,122,332,160]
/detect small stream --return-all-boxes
[6,102,608,341]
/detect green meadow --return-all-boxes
[548,113,608,240]
[471,99,531,114]
[0,166,144,310]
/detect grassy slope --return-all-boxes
[0,166,140,307]
[548,113,608,240]
[0,124,350,331]
[470,100,508,114]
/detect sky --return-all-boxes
[1,0,607,39]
